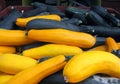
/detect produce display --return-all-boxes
[0,1,120,84]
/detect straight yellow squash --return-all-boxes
[0,30,34,46]
[0,46,16,54]
[28,29,96,48]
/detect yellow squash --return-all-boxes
[0,46,16,54]
[63,51,120,83]
[0,30,34,46]
[88,45,107,51]
[23,44,83,59]
[0,73,13,84]
[16,14,61,27]
[28,29,96,48]
[6,55,66,84]
[0,54,37,74]
[88,42,120,51]
[106,37,119,52]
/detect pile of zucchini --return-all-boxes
[0,1,120,84]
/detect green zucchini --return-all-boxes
[0,8,22,29]
[91,6,120,27]
[26,19,80,31]
[79,25,120,38]
[86,10,110,27]
[63,18,82,25]
[65,7,88,23]
[22,7,47,17]
[32,2,65,17]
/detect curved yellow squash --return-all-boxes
[6,55,66,84]
[16,14,61,27]
[89,42,120,51]
[0,54,37,74]
[0,73,13,84]
[23,44,83,59]
[63,51,120,83]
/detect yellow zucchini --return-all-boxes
[0,73,13,84]
[0,54,37,74]
[63,51,120,83]
[28,29,96,48]
[0,46,16,54]
[106,37,119,52]
[16,14,61,27]
[0,30,34,46]
[23,44,83,59]
[6,55,66,84]
[88,42,120,51]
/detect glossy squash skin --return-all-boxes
[63,51,120,83]
[23,44,83,59]
[6,55,66,84]
[16,14,61,27]
[0,73,13,84]
[0,46,16,54]
[0,30,34,46]
[0,54,37,74]
[28,29,96,48]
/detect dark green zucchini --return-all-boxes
[37,12,50,16]
[65,7,88,17]
[94,37,106,46]
[32,2,47,9]
[32,2,65,17]
[47,5,65,17]
[91,6,120,27]
[19,42,49,53]
[86,10,110,27]
[22,7,47,17]
[0,8,22,30]
[65,7,88,19]
[79,25,120,38]
[63,18,82,25]
[72,13,87,24]
[26,19,80,31]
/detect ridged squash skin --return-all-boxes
[63,51,120,83]
[0,46,16,54]
[0,54,37,74]
[6,55,66,84]
[0,73,13,84]
[23,44,83,59]
[16,14,61,27]
[0,30,34,46]
[28,29,96,48]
